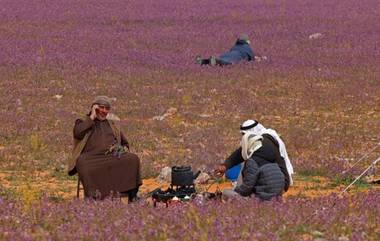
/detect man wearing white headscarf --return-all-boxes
[240,119,294,186]
[216,119,293,192]
[221,132,285,200]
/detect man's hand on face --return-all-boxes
[90,104,99,120]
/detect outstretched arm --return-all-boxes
[224,147,245,169]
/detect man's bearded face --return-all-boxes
[96,105,110,120]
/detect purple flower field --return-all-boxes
[0,0,379,240]
[1,192,379,241]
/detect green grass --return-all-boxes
[296,174,323,184]
[329,176,371,190]
[297,169,326,178]
[0,183,17,200]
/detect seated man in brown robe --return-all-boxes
[67,96,142,201]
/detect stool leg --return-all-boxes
[76,177,80,198]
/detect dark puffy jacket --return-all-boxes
[234,159,285,200]
[218,39,254,65]
[224,134,290,191]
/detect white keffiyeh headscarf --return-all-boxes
[241,132,263,161]
[240,119,294,185]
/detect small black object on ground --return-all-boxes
[150,165,219,207]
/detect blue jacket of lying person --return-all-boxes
[196,33,255,66]
[218,37,254,65]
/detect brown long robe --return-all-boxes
[73,117,142,199]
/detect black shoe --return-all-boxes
[126,187,140,203]
[128,196,141,204]
[118,191,129,198]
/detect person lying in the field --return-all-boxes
[196,34,254,66]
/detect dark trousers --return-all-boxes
[200,57,231,66]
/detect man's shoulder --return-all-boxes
[75,115,90,122]
[262,134,279,146]
[246,157,259,167]
[106,115,122,131]
[106,113,120,122]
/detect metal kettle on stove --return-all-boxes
[171,166,201,186]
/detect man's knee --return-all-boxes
[222,189,240,199]
[126,152,140,162]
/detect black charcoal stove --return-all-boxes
[152,166,200,207]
